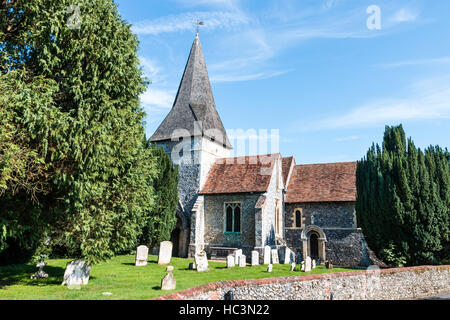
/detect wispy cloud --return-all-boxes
[132,11,250,35]
[391,8,419,23]
[140,88,175,111]
[300,76,450,131]
[378,57,450,68]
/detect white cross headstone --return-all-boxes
[251,251,259,266]
[158,241,173,265]
[135,245,149,266]
[312,259,316,269]
[264,246,271,264]
[238,255,246,267]
[267,264,273,272]
[226,255,235,268]
[271,249,279,264]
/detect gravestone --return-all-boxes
[238,255,246,267]
[234,249,242,265]
[290,262,296,272]
[158,241,173,265]
[271,249,279,264]
[325,260,333,269]
[189,262,196,270]
[304,256,312,272]
[312,259,316,269]
[267,264,273,272]
[251,251,259,266]
[264,246,271,264]
[61,260,92,289]
[226,255,235,268]
[283,247,293,264]
[300,261,305,271]
[135,245,149,266]
[161,267,176,290]
[30,261,48,279]
[195,251,209,272]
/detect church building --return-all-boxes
[149,34,380,267]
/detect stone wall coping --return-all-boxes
[153,265,450,300]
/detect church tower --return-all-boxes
[150,35,232,256]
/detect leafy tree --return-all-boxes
[140,145,179,249]
[356,125,449,266]
[0,0,159,264]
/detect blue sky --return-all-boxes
[115,0,450,164]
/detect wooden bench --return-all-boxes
[209,247,239,260]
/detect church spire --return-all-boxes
[150,35,232,149]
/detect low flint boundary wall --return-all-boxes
[154,265,450,300]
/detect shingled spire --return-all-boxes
[150,35,232,149]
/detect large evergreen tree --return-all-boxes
[0,0,159,263]
[140,145,179,249]
[356,125,449,266]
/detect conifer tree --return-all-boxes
[0,0,159,263]
[140,145,179,249]
[356,125,449,266]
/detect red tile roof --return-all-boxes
[285,162,357,203]
[200,154,280,194]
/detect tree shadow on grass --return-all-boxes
[0,263,66,287]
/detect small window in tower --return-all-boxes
[295,209,302,228]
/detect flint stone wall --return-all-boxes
[155,265,450,300]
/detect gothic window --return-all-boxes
[225,203,241,233]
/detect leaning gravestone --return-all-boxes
[238,255,246,267]
[158,241,173,265]
[264,246,271,264]
[227,255,235,268]
[61,260,92,289]
[304,256,312,272]
[195,251,209,272]
[135,245,149,266]
[271,249,279,264]
[251,251,259,266]
[161,266,176,290]
[267,264,273,273]
[234,249,242,265]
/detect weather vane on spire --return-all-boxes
[194,19,204,37]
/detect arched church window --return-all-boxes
[224,203,242,233]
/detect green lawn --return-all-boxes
[0,255,353,300]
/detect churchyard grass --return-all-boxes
[0,255,353,300]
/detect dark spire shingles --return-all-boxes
[149,35,232,148]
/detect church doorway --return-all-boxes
[309,233,319,259]
[170,214,182,257]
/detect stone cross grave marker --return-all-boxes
[312,259,316,269]
[195,251,209,272]
[271,249,279,264]
[264,246,271,264]
[227,255,235,268]
[251,251,259,266]
[135,245,149,266]
[158,241,173,265]
[267,264,273,272]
